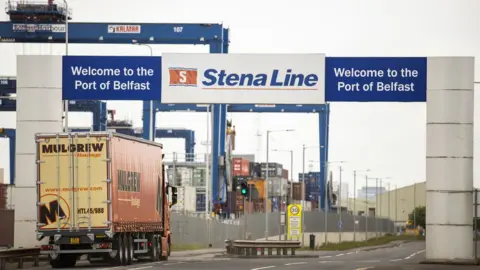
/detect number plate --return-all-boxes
[70,237,80,244]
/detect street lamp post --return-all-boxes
[265,129,294,240]
[352,169,370,241]
[133,42,154,141]
[327,161,346,243]
[62,0,69,132]
[271,149,294,202]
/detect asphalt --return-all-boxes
[6,241,480,270]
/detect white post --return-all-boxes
[290,150,293,202]
[265,131,270,240]
[301,145,305,245]
[323,162,328,245]
[353,170,356,241]
[147,45,154,141]
[338,166,343,242]
[205,105,210,217]
[425,57,474,263]
[365,175,368,242]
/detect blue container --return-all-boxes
[196,194,206,212]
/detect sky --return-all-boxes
[0,0,479,195]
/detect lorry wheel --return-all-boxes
[168,238,171,256]
[159,238,169,261]
[124,233,133,265]
[109,234,124,265]
[148,235,158,262]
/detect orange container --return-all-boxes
[232,158,250,176]
[248,179,266,199]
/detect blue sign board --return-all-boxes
[325,57,427,102]
[62,56,162,100]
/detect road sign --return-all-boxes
[62,56,162,101]
[287,204,302,240]
[325,57,427,102]
[161,53,326,104]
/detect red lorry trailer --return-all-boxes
[35,132,177,268]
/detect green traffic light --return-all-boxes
[241,188,247,195]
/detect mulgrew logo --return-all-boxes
[41,143,104,154]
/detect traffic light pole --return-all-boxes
[243,196,247,239]
[242,183,253,240]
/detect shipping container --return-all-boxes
[196,193,206,212]
[0,184,7,210]
[260,162,283,178]
[232,158,250,177]
[267,177,286,196]
[35,132,178,267]
[292,182,305,201]
[247,179,266,199]
[250,162,262,178]
[226,191,237,214]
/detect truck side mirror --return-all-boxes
[167,184,178,208]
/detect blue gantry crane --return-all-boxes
[0,0,331,210]
[0,76,108,185]
[0,84,197,185]
[0,0,231,208]
[107,109,196,159]
[147,103,331,211]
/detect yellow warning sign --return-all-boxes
[287,204,302,240]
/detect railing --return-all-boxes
[0,248,41,270]
[164,153,210,163]
[225,240,301,257]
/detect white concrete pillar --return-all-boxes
[14,55,63,248]
[426,57,475,263]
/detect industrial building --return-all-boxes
[335,182,426,225]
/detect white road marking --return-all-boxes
[319,260,342,263]
[354,267,373,270]
[336,253,345,256]
[284,262,307,266]
[97,266,126,270]
[128,266,153,270]
[347,251,355,255]
[318,255,332,258]
[251,266,276,270]
[390,258,403,262]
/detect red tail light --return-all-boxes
[40,245,54,251]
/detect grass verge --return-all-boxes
[170,244,208,252]
[301,234,425,251]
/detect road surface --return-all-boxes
[12,241,457,270]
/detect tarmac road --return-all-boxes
[12,241,432,270]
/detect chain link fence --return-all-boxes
[170,211,393,248]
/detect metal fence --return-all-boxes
[170,211,393,248]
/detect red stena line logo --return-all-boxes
[168,67,198,87]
